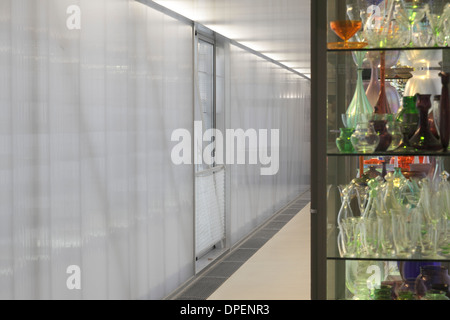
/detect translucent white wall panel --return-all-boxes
[153,0,311,77]
[228,44,310,246]
[0,0,194,300]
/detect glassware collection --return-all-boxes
[331,1,450,154]
[337,165,450,260]
[329,0,450,50]
[336,163,450,299]
[327,0,450,301]
[335,56,449,153]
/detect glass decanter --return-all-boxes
[354,182,369,216]
[431,157,446,190]
[351,116,380,153]
[337,184,355,227]
[409,94,442,151]
[337,183,356,258]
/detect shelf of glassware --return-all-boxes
[326,224,450,263]
[325,152,450,264]
[327,151,450,156]
[327,46,450,53]
[326,47,449,157]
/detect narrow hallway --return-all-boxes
[171,191,311,300]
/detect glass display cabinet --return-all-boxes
[311,0,450,300]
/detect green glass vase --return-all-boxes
[395,96,419,152]
[336,128,355,153]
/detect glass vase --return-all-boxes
[336,128,355,153]
[346,51,373,129]
[365,51,401,112]
[351,120,380,154]
[409,94,442,151]
[373,51,392,115]
[395,96,419,152]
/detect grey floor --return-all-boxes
[171,190,311,300]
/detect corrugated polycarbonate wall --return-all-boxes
[0,0,194,300]
[227,44,310,246]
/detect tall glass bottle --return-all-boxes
[346,51,374,129]
[409,94,442,151]
[374,51,392,115]
[439,72,450,151]
[396,96,419,151]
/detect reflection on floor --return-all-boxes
[172,190,311,300]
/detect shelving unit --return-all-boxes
[311,0,450,300]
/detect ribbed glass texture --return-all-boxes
[0,0,194,300]
[228,44,311,246]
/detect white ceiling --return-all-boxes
[152,0,311,78]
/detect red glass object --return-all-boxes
[439,72,450,151]
[409,94,442,151]
[374,51,392,115]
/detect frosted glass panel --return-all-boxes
[228,44,310,246]
[0,0,194,300]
